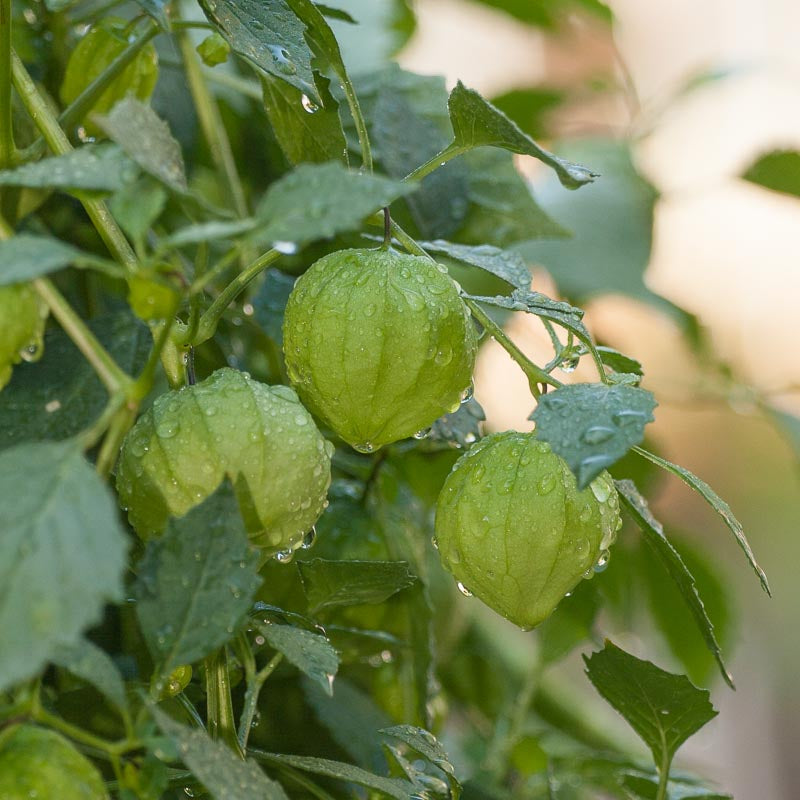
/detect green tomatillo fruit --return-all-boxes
[0,724,108,800]
[116,368,334,553]
[434,431,621,629]
[60,17,159,137]
[0,282,48,390]
[283,247,478,452]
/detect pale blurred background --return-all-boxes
[396,1,800,797]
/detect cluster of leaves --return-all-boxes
[0,1,777,799]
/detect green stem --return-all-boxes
[193,248,281,345]
[0,0,15,167]
[31,706,139,757]
[237,651,283,749]
[340,75,372,172]
[179,33,248,220]
[204,648,244,758]
[131,316,176,400]
[655,752,671,800]
[32,278,130,394]
[10,51,137,270]
[78,394,127,451]
[95,403,137,478]
[403,143,465,183]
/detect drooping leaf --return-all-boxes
[0,312,151,451]
[256,622,339,695]
[0,440,127,692]
[0,235,96,285]
[633,446,769,595]
[742,150,800,199]
[615,479,733,688]
[532,383,657,488]
[0,144,137,192]
[198,0,319,102]
[51,639,128,712]
[421,239,531,289]
[446,82,597,189]
[254,161,415,246]
[152,707,289,800]
[298,558,417,613]
[96,98,188,194]
[135,483,262,675]
[584,641,718,769]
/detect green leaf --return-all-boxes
[96,98,188,194]
[108,177,168,247]
[256,622,339,695]
[261,73,347,164]
[615,480,733,688]
[0,144,137,192]
[633,447,770,595]
[298,558,417,613]
[254,161,415,246]
[133,1,171,29]
[421,239,531,289]
[489,86,564,140]
[446,82,597,189]
[152,707,289,800]
[536,580,600,664]
[198,0,319,103]
[135,483,262,675]
[250,750,413,800]
[252,269,296,345]
[584,641,718,771]
[428,397,485,449]
[766,405,800,466]
[51,639,128,712]
[0,312,150,451]
[0,440,127,692]
[597,346,643,377]
[159,218,259,250]
[621,770,731,799]
[471,0,611,28]
[0,235,81,284]
[532,384,657,488]
[742,150,800,199]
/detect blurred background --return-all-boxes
[374,0,800,797]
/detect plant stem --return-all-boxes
[403,143,465,183]
[131,316,176,400]
[178,33,248,220]
[193,248,281,345]
[10,51,137,270]
[0,0,15,167]
[655,752,671,800]
[237,651,283,749]
[95,402,137,478]
[32,278,131,394]
[340,75,372,172]
[204,648,244,758]
[32,706,139,757]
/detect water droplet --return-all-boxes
[353,442,374,453]
[184,787,195,798]
[537,473,557,495]
[301,526,317,549]
[582,425,615,445]
[460,383,474,403]
[18,341,42,362]
[456,581,473,597]
[273,240,298,254]
[612,409,647,427]
[156,419,179,438]
[301,93,319,113]
[274,548,294,564]
[45,399,61,413]
[251,710,262,728]
[434,346,453,366]
[413,428,430,440]
[594,549,610,573]
[431,537,439,550]
[267,44,297,75]
[254,634,266,646]
[559,354,580,373]
[590,479,611,503]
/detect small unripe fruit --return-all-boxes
[283,247,478,452]
[435,431,621,629]
[0,282,48,390]
[0,724,108,800]
[116,368,333,553]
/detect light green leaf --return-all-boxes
[421,239,531,289]
[742,150,800,199]
[596,346,643,377]
[198,0,319,102]
[152,707,289,800]
[96,98,188,194]
[633,446,770,595]
[615,480,733,688]
[135,483,262,675]
[584,641,718,770]
[447,82,597,189]
[298,558,417,613]
[254,161,415,246]
[0,144,137,192]
[0,235,80,285]
[256,622,339,695]
[51,639,128,712]
[0,440,127,692]
[108,177,168,247]
[531,383,657,488]
[159,218,259,250]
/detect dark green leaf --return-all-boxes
[633,447,770,595]
[285,0,351,88]
[584,641,717,768]
[198,0,319,102]
[742,150,800,199]
[108,177,168,247]
[0,312,151,451]
[471,0,611,28]
[536,580,600,664]
[0,144,137,192]
[250,750,413,799]
[135,483,262,675]
[421,239,531,289]
[0,440,127,692]
[252,269,296,344]
[152,707,289,800]
[261,73,347,164]
[254,161,415,245]
[159,219,259,250]
[96,98,188,194]
[532,383,657,488]
[256,621,339,695]
[597,346,643,377]
[621,771,731,799]
[316,4,357,24]
[298,558,417,613]
[489,86,564,140]
[51,639,128,712]
[0,235,81,284]
[615,480,733,688]
[447,82,597,189]
[428,397,485,449]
